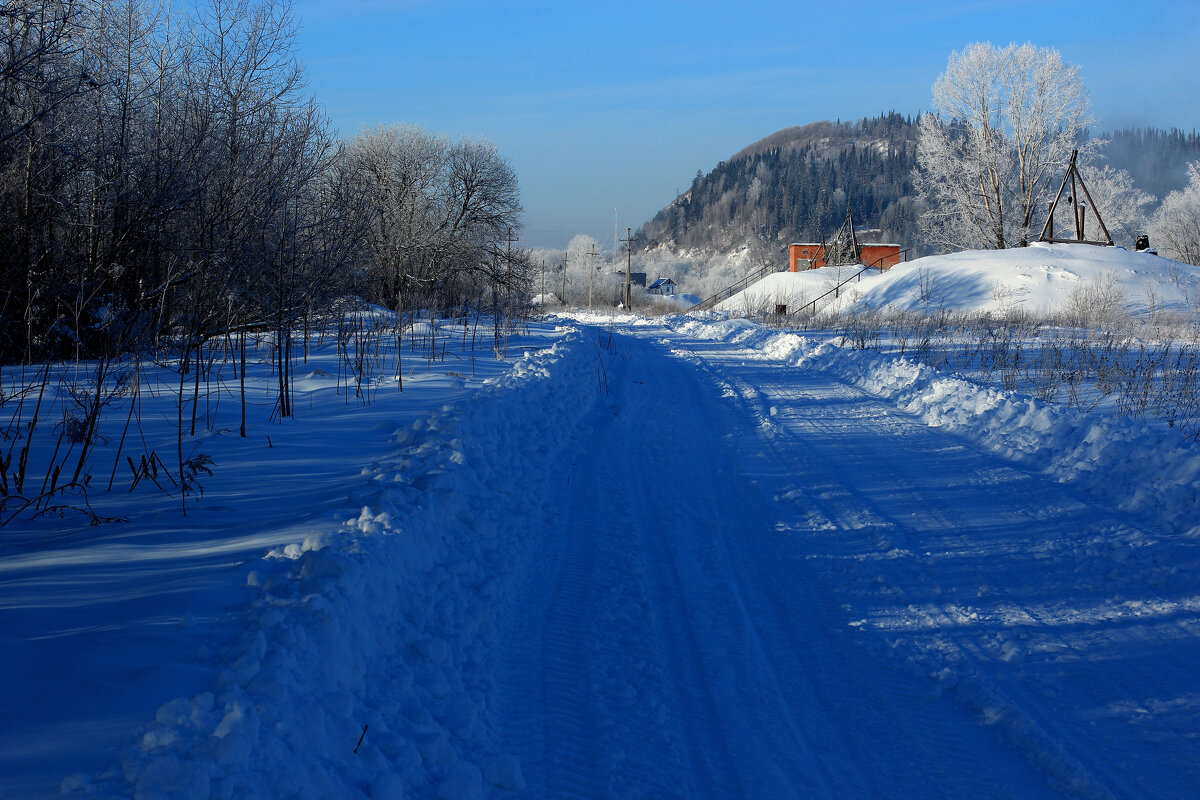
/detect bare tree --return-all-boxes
[0,1,90,148]
[341,125,523,314]
[565,234,600,305]
[340,124,446,309]
[0,2,94,362]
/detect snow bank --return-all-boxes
[828,243,1199,316]
[77,330,598,799]
[711,243,1199,316]
[667,315,1200,536]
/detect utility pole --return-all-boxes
[561,252,568,307]
[540,258,545,300]
[588,243,597,309]
[620,227,634,309]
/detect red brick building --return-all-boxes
[788,242,902,272]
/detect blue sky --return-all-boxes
[293,0,1200,249]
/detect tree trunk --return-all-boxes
[239,329,247,437]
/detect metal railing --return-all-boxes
[691,247,911,317]
[692,262,785,312]
[791,248,911,317]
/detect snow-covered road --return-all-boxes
[489,318,1200,798]
[35,314,1200,798]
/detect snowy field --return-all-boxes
[4,274,1200,797]
[1,316,580,797]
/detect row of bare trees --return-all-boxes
[335,124,529,337]
[0,0,528,372]
[0,0,529,519]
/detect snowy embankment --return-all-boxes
[66,328,598,798]
[712,267,834,313]
[830,242,1198,316]
[667,315,1200,536]
[717,242,1199,317]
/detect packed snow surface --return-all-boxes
[4,307,1200,798]
[713,267,834,313]
[717,242,1200,316]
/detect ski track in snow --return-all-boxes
[39,313,1200,798]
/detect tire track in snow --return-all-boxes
[493,416,608,798]
[498,328,837,797]
[667,326,1200,798]
[614,348,821,799]
[497,322,1060,798]
[630,347,866,798]
[656,333,1034,799]
[772,382,1194,799]
[705,350,1115,797]
[494,338,689,798]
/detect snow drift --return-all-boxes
[668,314,1200,537]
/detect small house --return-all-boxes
[647,277,677,296]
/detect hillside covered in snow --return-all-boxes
[715,242,1199,318]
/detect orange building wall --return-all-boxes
[859,244,902,270]
[788,243,901,272]
[788,243,824,271]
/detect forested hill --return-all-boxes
[636,114,1200,257]
[636,112,922,254]
[1101,127,1200,201]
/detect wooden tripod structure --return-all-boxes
[1038,149,1114,246]
[824,207,861,266]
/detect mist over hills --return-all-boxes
[1099,127,1200,201]
[634,112,1200,268]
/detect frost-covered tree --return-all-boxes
[1074,165,1155,247]
[916,42,1093,251]
[1148,161,1200,266]
[565,234,600,305]
[340,125,522,311]
[340,124,447,306]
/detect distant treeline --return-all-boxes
[1100,126,1200,201]
[637,112,1200,257]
